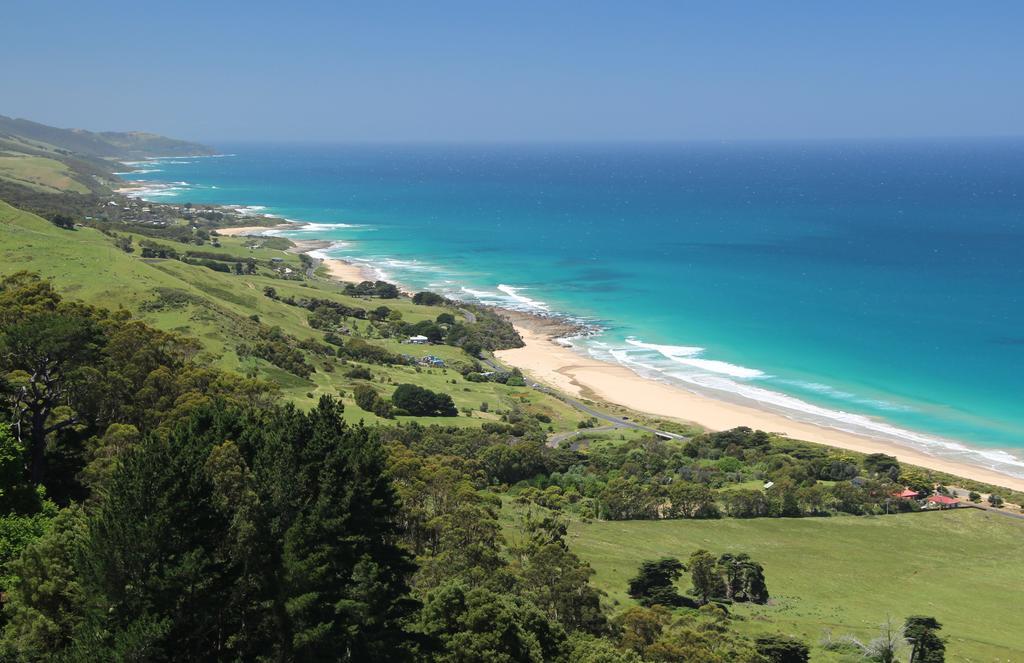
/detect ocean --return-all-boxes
[120,140,1024,479]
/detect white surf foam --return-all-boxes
[625,338,765,378]
[287,222,364,232]
[496,284,551,312]
[777,379,912,412]
[461,287,502,299]
[120,182,189,199]
[307,241,352,260]
[113,168,162,175]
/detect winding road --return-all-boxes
[480,356,687,446]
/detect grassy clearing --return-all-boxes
[557,508,1024,661]
[0,154,90,194]
[0,200,581,429]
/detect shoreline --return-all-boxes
[214,224,292,236]
[317,256,377,284]
[118,172,1024,492]
[495,319,1024,492]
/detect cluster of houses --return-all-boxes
[892,487,960,510]
[400,353,446,368]
[402,335,448,368]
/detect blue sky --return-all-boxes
[3,1,1023,141]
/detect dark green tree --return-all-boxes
[905,615,945,663]
[687,549,725,605]
[510,513,607,635]
[0,423,38,514]
[1,311,104,484]
[268,398,419,660]
[415,582,567,663]
[391,383,457,417]
[755,634,809,663]
[627,558,691,607]
[717,553,769,604]
[49,214,76,230]
[1,506,87,659]
[412,291,445,306]
[864,453,901,480]
[665,481,720,519]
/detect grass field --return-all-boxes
[0,200,583,429]
[559,508,1024,661]
[0,153,91,194]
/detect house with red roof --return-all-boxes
[892,488,919,499]
[925,494,960,509]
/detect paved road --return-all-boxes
[947,488,1024,521]
[459,308,477,323]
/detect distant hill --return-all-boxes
[0,114,214,199]
[0,114,214,159]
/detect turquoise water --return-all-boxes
[120,141,1024,478]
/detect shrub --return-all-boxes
[50,213,76,229]
[345,280,399,299]
[391,384,457,417]
[626,558,696,608]
[340,338,403,365]
[755,634,810,663]
[412,291,445,306]
[352,384,393,418]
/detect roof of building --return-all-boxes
[893,489,920,498]
[926,494,959,505]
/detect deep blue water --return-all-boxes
[121,140,1024,477]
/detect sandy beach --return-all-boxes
[318,257,376,283]
[496,322,1024,492]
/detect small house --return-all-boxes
[407,335,429,344]
[892,488,919,499]
[925,494,959,510]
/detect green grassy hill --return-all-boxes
[0,200,581,428]
[552,508,1024,661]
[0,153,92,194]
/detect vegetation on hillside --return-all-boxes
[0,122,1016,660]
